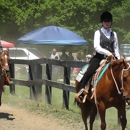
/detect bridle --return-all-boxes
[121,63,130,92]
[110,62,130,95]
[0,50,9,79]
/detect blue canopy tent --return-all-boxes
[17,26,87,46]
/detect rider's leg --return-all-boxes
[75,57,101,103]
[80,57,101,92]
[75,56,103,103]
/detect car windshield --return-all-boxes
[9,50,27,57]
[27,48,43,57]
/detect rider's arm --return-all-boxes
[113,32,120,60]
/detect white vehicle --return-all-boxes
[5,47,43,60]
[120,44,130,61]
[3,47,44,78]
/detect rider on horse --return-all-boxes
[75,11,120,102]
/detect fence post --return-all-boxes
[9,63,15,95]
[45,64,52,104]
[63,66,71,109]
[29,64,42,101]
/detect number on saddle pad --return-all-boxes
[75,64,89,82]
[75,71,84,82]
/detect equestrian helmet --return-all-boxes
[100,11,113,22]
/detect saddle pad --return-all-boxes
[81,64,89,73]
[75,64,89,82]
[94,63,109,84]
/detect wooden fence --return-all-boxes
[9,58,88,109]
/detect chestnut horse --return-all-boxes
[75,59,130,130]
[0,49,10,106]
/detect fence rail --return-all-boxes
[10,58,88,109]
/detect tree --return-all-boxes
[0,0,129,53]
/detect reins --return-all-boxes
[110,67,121,94]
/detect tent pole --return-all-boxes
[0,36,3,50]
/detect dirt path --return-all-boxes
[0,104,82,130]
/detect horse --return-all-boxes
[0,48,10,106]
[75,59,130,130]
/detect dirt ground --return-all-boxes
[0,104,83,130]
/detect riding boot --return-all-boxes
[75,71,91,103]
[75,85,90,103]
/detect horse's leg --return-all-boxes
[118,102,127,130]
[89,104,97,130]
[80,100,93,130]
[0,90,2,106]
[98,102,106,130]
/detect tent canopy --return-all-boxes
[1,40,14,48]
[17,26,87,46]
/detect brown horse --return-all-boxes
[0,49,10,106]
[75,59,130,130]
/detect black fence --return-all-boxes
[9,58,88,109]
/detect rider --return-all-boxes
[76,11,120,101]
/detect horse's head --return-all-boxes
[121,61,130,98]
[0,49,10,71]
[110,59,130,98]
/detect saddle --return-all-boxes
[75,59,109,103]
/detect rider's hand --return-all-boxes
[107,52,114,62]
[107,52,113,57]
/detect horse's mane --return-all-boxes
[110,59,128,69]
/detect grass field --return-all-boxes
[2,85,130,130]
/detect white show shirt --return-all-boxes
[94,27,120,59]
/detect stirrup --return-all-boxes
[75,89,88,103]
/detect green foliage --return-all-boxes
[0,0,130,52]
[111,0,130,43]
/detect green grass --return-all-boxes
[2,85,130,130]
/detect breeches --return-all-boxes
[80,56,102,89]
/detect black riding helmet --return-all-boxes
[100,11,113,22]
